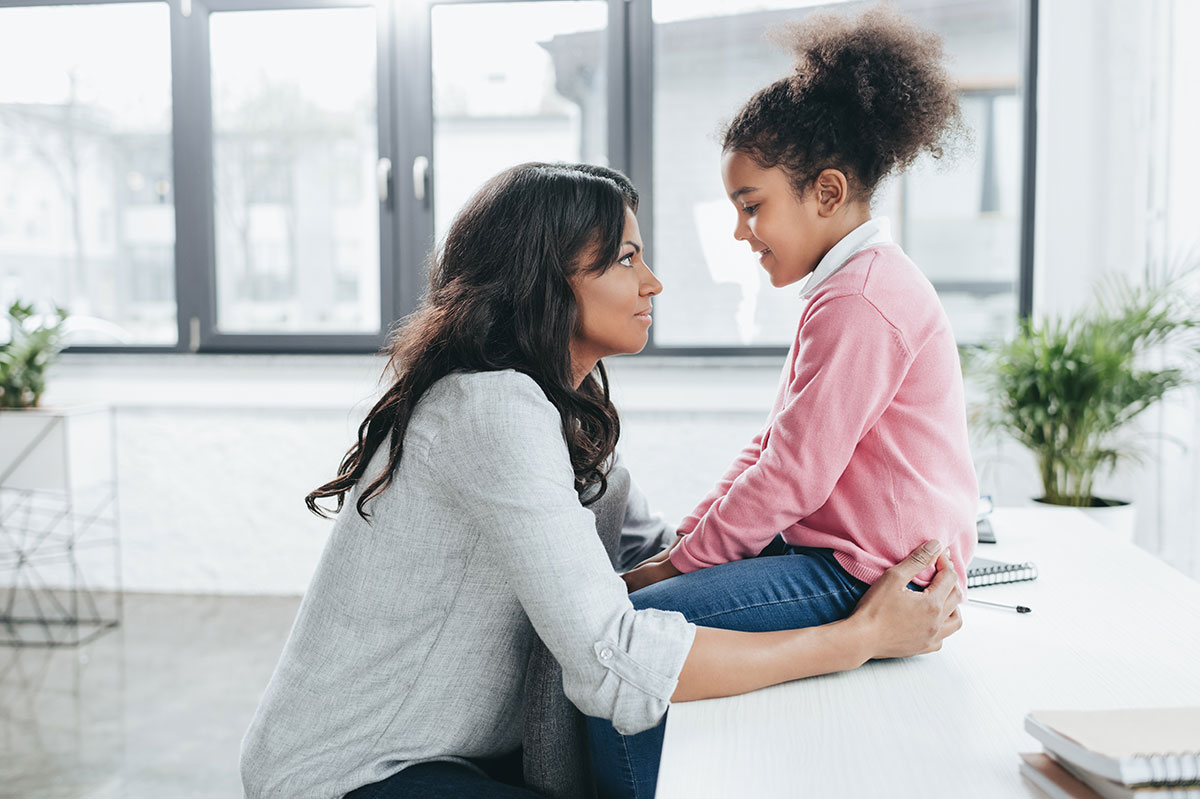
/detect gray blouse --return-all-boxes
[240,370,697,799]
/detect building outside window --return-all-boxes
[0,0,1029,352]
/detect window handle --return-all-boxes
[376,157,392,207]
[412,156,430,207]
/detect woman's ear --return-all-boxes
[813,169,850,216]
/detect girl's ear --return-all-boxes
[814,169,850,216]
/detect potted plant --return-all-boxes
[0,300,68,409]
[972,268,1200,536]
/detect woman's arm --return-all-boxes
[672,540,960,702]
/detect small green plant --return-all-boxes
[973,268,1200,507]
[0,301,69,409]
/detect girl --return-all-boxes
[239,162,961,799]
[596,8,979,797]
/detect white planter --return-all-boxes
[0,405,121,646]
[1032,497,1137,541]
[0,404,114,492]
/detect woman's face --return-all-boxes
[720,149,831,288]
[570,207,662,373]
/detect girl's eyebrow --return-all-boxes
[730,187,760,201]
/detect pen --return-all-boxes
[967,597,1031,614]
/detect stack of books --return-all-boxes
[1020,709,1200,799]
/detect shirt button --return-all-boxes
[599,648,613,661]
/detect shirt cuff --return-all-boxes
[593,608,696,735]
[668,535,711,574]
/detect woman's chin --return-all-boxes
[624,333,651,356]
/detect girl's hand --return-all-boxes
[621,559,683,593]
[631,533,686,570]
[847,540,963,660]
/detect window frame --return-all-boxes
[0,0,1037,355]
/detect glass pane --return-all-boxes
[0,3,175,346]
[651,0,1024,347]
[211,7,379,334]
[431,1,608,244]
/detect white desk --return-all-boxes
[656,507,1200,798]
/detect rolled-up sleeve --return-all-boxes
[433,373,696,735]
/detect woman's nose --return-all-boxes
[640,262,663,296]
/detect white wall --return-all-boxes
[1018,0,1199,569]
[34,354,782,595]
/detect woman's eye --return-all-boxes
[618,253,635,267]
[742,204,759,216]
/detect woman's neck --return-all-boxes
[572,358,597,389]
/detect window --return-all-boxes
[210,7,379,335]
[646,0,1027,349]
[0,0,1033,353]
[0,2,175,345]
[430,1,608,243]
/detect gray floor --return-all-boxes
[1,592,301,799]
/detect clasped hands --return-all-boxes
[620,533,687,593]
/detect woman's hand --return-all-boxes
[621,558,683,593]
[847,539,963,660]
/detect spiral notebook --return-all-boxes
[967,556,1038,588]
[1025,709,1200,787]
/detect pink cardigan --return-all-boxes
[669,243,978,589]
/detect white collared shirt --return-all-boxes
[800,217,893,299]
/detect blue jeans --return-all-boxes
[586,542,869,799]
[345,750,540,798]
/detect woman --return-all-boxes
[239,162,962,799]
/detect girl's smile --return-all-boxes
[720,150,868,289]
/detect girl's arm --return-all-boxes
[672,542,961,701]
[676,429,766,537]
[669,294,913,575]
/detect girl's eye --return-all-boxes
[742,204,759,217]
[618,252,635,268]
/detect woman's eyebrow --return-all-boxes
[622,241,642,253]
[729,187,759,201]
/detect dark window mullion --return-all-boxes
[606,0,630,176]
[393,0,435,324]
[1018,0,1038,321]
[375,0,398,338]
[171,0,216,353]
[626,0,656,349]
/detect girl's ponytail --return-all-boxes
[724,6,966,200]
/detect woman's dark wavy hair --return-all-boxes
[723,5,966,201]
[306,162,638,520]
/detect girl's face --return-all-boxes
[720,150,838,288]
[570,207,661,374]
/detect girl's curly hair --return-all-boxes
[723,5,966,201]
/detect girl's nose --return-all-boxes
[733,214,751,242]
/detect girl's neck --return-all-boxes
[828,203,873,245]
